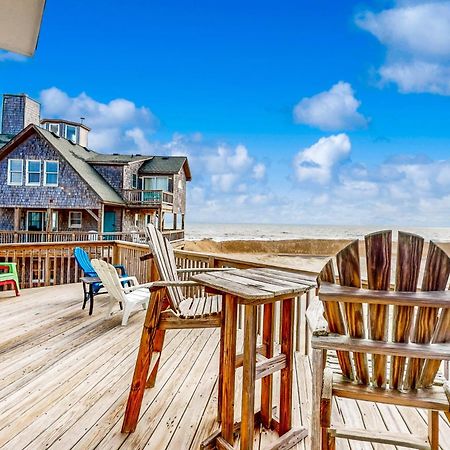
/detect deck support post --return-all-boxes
[13,207,20,242]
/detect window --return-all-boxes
[7,159,23,185]
[69,211,82,229]
[47,123,60,135]
[132,174,138,189]
[143,176,169,191]
[65,125,77,143]
[51,211,58,231]
[44,161,59,186]
[146,214,153,224]
[26,160,41,186]
[134,213,140,227]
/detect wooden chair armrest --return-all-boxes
[176,267,233,274]
[312,334,450,360]
[123,280,199,293]
[320,282,450,308]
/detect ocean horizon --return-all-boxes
[185,223,450,242]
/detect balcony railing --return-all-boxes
[122,189,174,206]
[0,229,184,244]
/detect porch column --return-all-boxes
[98,205,104,237]
[13,208,20,243]
[173,213,177,230]
[46,207,52,232]
[13,208,20,230]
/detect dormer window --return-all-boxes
[65,125,78,143]
[47,123,60,135]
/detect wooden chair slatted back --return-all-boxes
[336,240,369,384]
[145,224,184,311]
[321,230,449,391]
[91,259,126,304]
[390,231,424,389]
[318,259,354,380]
[365,230,392,388]
[408,241,450,388]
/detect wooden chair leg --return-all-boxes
[311,348,325,450]
[122,289,164,433]
[146,329,166,388]
[217,303,225,423]
[320,368,333,450]
[428,410,439,450]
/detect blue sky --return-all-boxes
[2,0,450,225]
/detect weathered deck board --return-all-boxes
[0,284,448,449]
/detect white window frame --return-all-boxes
[65,125,78,143]
[7,159,23,186]
[25,160,41,186]
[47,123,60,135]
[44,160,59,186]
[142,176,169,191]
[51,211,58,231]
[69,211,82,229]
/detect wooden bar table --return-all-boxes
[192,267,316,450]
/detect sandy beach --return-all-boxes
[184,237,450,274]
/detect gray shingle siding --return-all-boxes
[0,208,14,230]
[91,164,124,194]
[0,134,101,208]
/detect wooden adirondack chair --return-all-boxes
[122,223,229,433]
[311,230,450,450]
[91,259,149,326]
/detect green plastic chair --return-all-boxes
[0,262,20,296]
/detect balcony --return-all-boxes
[122,189,174,208]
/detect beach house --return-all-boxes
[0,94,191,242]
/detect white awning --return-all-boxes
[0,0,46,57]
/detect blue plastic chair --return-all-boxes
[74,247,128,310]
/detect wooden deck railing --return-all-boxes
[0,229,183,244]
[122,189,174,206]
[0,240,316,355]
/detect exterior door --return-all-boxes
[103,211,116,238]
[27,211,45,231]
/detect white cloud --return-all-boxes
[0,51,26,62]
[252,163,266,180]
[294,133,351,183]
[293,82,368,131]
[379,60,450,94]
[40,87,158,152]
[357,2,450,95]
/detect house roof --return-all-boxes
[0,134,13,149]
[0,125,192,204]
[36,127,125,204]
[139,156,192,180]
[0,125,124,205]
[87,153,150,164]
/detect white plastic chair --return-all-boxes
[91,259,149,325]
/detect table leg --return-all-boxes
[241,304,257,450]
[89,284,94,315]
[280,298,294,435]
[261,303,274,429]
[221,294,238,445]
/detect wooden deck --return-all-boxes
[0,284,449,450]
